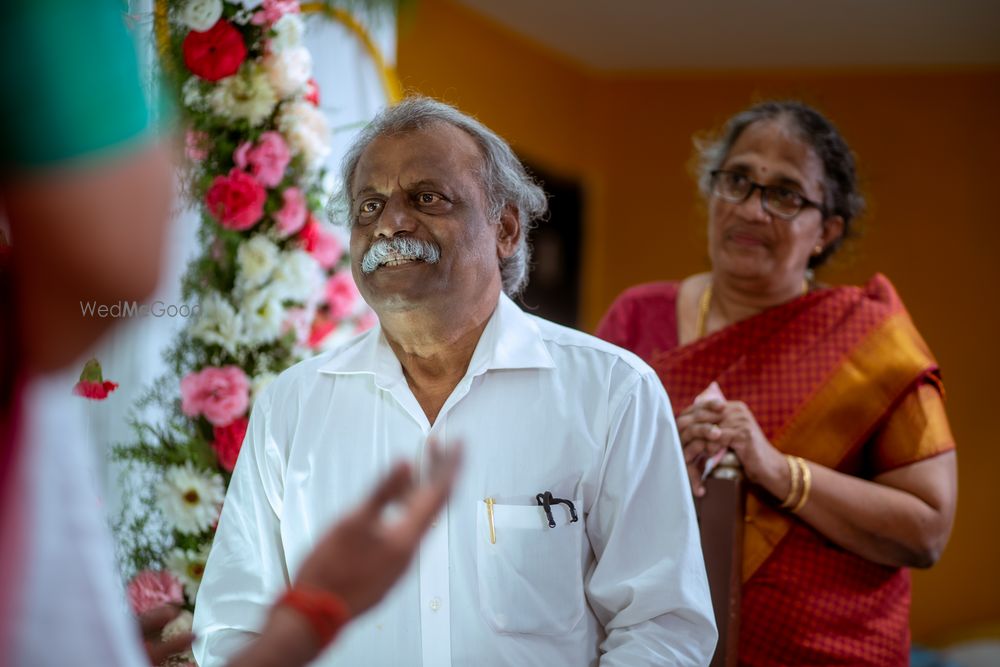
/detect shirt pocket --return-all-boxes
[476,499,586,635]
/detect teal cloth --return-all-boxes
[0,0,159,169]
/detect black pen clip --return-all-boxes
[535,491,578,528]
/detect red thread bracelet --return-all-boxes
[276,587,351,650]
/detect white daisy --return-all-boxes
[158,462,225,534]
[166,545,212,602]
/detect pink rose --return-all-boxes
[274,187,307,236]
[127,570,184,615]
[185,130,209,161]
[205,168,267,231]
[299,217,343,269]
[233,141,252,169]
[212,416,249,472]
[252,0,300,26]
[246,132,290,187]
[325,271,359,319]
[180,365,250,427]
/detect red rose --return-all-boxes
[72,380,119,400]
[72,358,118,400]
[183,20,247,82]
[212,416,249,472]
[205,168,267,230]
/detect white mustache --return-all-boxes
[361,236,441,274]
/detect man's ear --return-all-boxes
[496,204,521,260]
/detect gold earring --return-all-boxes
[813,244,823,256]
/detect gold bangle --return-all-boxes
[779,454,801,509]
[791,457,812,514]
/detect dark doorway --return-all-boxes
[518,163,583,328]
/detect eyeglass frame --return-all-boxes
[709,169,827,220]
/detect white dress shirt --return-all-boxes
[193,294,716,667]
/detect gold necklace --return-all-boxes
[697,279,810,339]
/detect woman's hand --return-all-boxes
[677,398,788,499]
[676,398,726,497]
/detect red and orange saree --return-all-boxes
[598,274,954,666]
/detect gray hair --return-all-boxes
[338,96,548,297]
[695,100,865,268]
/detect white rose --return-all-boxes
[270,13,305,52]
[208,65,277,127]
[236,235,280,292]
[263,46,312,99]
[271,249,323,303]
[242,286,286,344]
[278,101,331,170]
[180,0,223,32]
[190,292,243,354]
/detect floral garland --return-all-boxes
[113,0,380,653]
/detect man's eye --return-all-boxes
[727,172,749,187]
[417,192,442,205]
[359,200,382,215]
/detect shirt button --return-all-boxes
[429,596,442,612]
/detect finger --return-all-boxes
[683,439,707,464]
[425,438,461,484]
[146,632,195,665]
[360,462,414,517]
[685,460,706,498]
[693,397,726,412]
[394,444,462,542]
[679,423,720,449]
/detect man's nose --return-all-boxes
[373,191,417,238]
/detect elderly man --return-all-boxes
[193,97,716,666]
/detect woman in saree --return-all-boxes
[596,100,957,666]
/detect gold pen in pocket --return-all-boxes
[485,497,496,544]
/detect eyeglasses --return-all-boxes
[710,170,826,220]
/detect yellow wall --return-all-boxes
[398,0,1000,642]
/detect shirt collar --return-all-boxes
[317,293,555,387]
